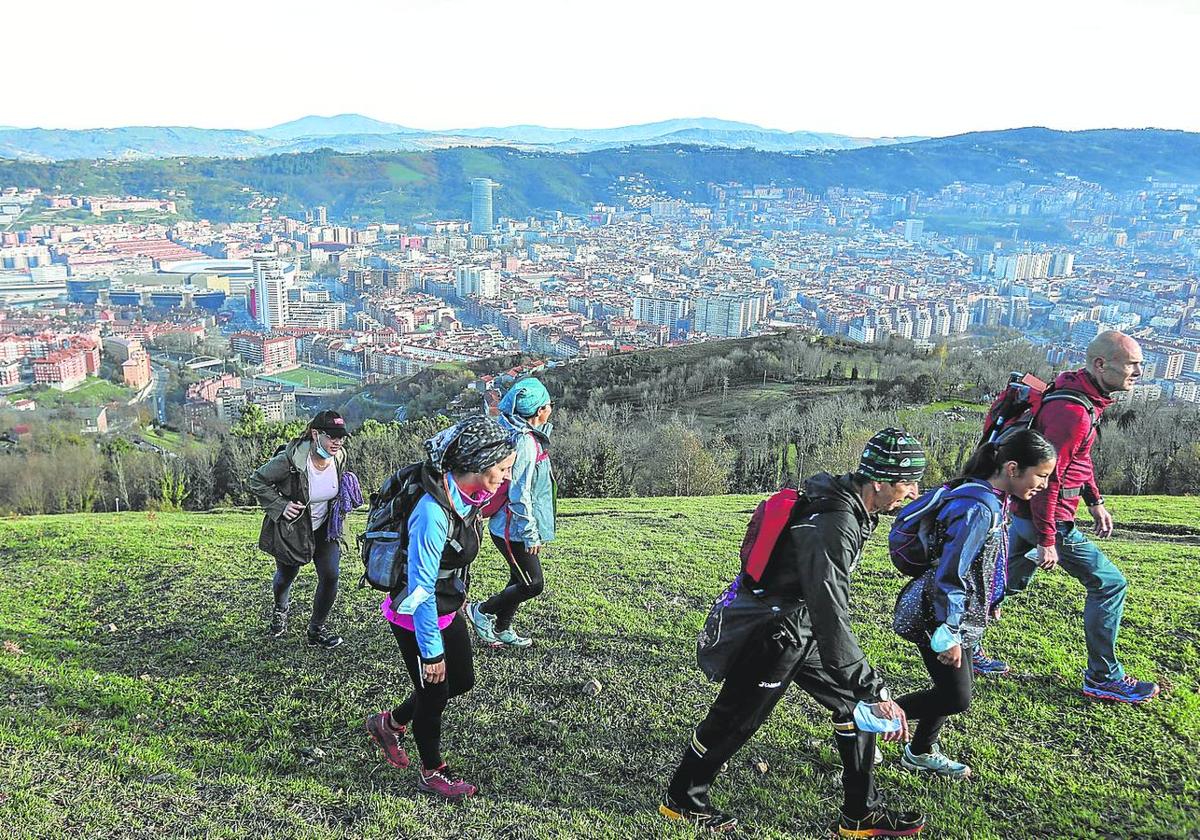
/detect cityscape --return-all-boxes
[2,157,1198,436]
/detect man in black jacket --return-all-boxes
[661,428,927,837]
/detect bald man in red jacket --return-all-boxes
[989,330,1159,703]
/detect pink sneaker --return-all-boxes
[365,711,409,769]
[418,764,477,800]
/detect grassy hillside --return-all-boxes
[1,496,1197,839]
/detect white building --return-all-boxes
[253,255,288,331]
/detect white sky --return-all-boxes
[5,0,1198,136]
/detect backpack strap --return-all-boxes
[1037,388,1099,440]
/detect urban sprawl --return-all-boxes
[2,173,1199,433]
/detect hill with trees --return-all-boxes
[2,128,1198,224]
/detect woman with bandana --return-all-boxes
[469,377,556,648]
[365,415,517,800]
[250,410,355,649]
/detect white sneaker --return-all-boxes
[901,743,972,779]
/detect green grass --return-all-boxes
[138,427,185,452]
[676,383,857,429]
[11,206,182,231]
[262,367,360,390]
[30,377,133,408]
[0,496,1196,839]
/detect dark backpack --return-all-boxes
[888,482,998,577]
[697,488,847,681]
[980,372,1097,446]
[357,463,429,592]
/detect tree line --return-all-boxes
[4,336,1199,515]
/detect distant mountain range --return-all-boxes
[0,114,924,161]
[2,128,1197,226]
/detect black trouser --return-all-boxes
[480,533,545,632]
[273,521,340,627]
[896,643,973,755]
[668,623,880,819]
[390,612,475,769]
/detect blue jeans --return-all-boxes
[1004,515,1127,681]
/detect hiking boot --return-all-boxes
[1082,672,1160,704]
[365,711,409,769]
[495,627,533,648]
[901,743,972,779]
[838,806,925,837]
[659,795,738,832]
[971,647,1010,676]
[417,764,477,800]
[306,623,343,650]
[468,603,499,645]
[269,607,288,638]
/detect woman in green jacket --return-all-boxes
[249,410,349,649]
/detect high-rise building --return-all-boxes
[314,205,328,226]
[471,178,496,234]
[253,255,288,331]
[454,266,499,299]
[903,219,924,243]
[694,293,765,338]
[933,304,952,336]
[633,295,691,329]
[1050,252,1075,277]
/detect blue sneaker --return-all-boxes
[901,743,972,779]
[467,603,499,645]
[1082,672,1160,704]
[495,627,533,648]
[971,647,1010,676]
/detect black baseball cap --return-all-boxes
[310,410,350,438]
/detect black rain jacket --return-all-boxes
[758,471,889,703]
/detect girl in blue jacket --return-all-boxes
[894,429,1056,778]
[469,378,556,648]
[365,416,516,800]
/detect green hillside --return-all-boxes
[1,496,1197,839]
[3,129,1200,224]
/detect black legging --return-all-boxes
[896,643,973,755]
[272,521,340,627]
[480,533,545,632]
[390,612,475,769]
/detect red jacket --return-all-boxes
[1011,369,1113,546]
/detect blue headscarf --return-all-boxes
[499,377,551,419]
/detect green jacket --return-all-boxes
[250,439,346,566]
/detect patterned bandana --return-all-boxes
[856,427,927,482]
[424,415,517,474]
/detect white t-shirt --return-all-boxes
[307,457,339,531]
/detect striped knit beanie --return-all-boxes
[856,428,927,482]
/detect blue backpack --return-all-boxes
[889,483,995,576]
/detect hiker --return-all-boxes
[892,429,1056,779]
[250,410,357,649]
[662,428,928,837]
[468,378,556,648]
[986,330,1159,703]
[365,416,517,800]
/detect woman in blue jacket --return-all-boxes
[894,429,1056,778]
[469,378,556,648]
[364,416,516,800]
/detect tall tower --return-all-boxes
[471,178,496,234]
[252,254,287,331]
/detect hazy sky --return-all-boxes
[5,0,1197,136]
